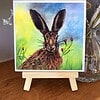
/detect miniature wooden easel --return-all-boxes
[22,71,78,91]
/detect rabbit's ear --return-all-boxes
[30,9,49,34]
[52,9,66,32]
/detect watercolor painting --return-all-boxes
[14,1,86,71]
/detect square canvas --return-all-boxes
[13,0,86,71]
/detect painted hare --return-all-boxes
[20,9,66,70]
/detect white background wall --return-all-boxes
[0,0,14,62]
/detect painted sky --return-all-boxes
[29,3,85,43]
[15,3,85,44]
[14,2,85,70]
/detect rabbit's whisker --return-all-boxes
[37,39,44,42]
[38,44,44,47]
[37,41,44,44]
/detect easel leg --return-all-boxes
[24,78,32,91]
[22,72,78,91]
[69,78,78,91]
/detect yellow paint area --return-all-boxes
[15,5,44,57]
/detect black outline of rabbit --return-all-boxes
[30,9,66,53]
[20,9,66,70]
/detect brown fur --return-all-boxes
[19,9,66,70]
[20,49,62,70]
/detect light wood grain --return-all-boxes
[0,60,100,100]
[22,71,78,78]
[22,71,78,91]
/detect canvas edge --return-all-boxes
[13,0,86,72]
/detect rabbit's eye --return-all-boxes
[46,35,49,38]
[55,35,58,38]
[45,34,49,39]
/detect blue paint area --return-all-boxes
[29,3,84,44]
[15,2,85,70]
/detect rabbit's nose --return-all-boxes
[52,45,55,49]
[50,46,55,51]
[50,48,54,52]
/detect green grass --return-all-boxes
[15,6,83,70]
[59,41,83,70]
